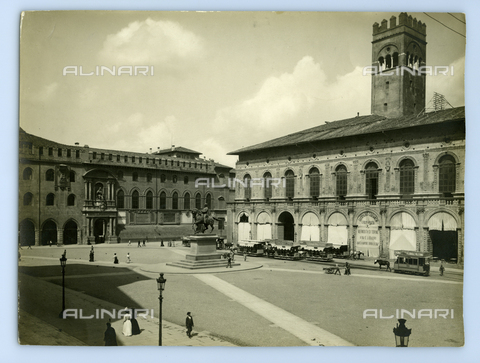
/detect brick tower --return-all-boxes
[371,13,427,118]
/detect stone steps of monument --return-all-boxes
[166,259,241,270]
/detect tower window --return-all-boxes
[386,81,389,90]
[384,103,388,112]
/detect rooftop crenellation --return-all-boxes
[373,12,426,36]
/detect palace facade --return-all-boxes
[226,13,465,264]
[19,130,234,246]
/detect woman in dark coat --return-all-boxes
[104,322,118,346]
[130,308,141,335]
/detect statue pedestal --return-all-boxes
[167,234,240,269]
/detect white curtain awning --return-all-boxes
[257,212,271,224]
[328,212,348,226]
[427,212,457,231]
[390,212,416,230]
[302,212,319,226]
[327,225,348,246]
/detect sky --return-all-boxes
[19,11,465,167]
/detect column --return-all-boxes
[35,229,40,246]
[57,228,63,245]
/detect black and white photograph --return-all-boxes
[5,0,480,361]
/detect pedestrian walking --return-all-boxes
[244,252,247,261]
[89,246,94,262]
[113,253,119,264]
[226,254,232,268]
[142,240,146,247]
[439,260,445,276]
[49,240,52,247]
[137,240,141,248]
[27,242,32,249]
[103,322,118,346]
[334,264,341,275]
[130,308,141,335]
[128,240,131,246]
[126,253,131,264]
[185,312,194,338]
[344,262,351,275]
[122,308,132,337]
[18,242,23,250]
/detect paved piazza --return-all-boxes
[18,242,464,347]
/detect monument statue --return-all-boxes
[190,204,219,234]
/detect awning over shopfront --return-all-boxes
[389,212,417,259]
[256,212,272,241]
[300,212,320,242]
[428,212,457,231]
[238,240,264,247]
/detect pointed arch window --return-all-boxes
[206,194,212,209]
[117,190,125,209]
[195,193,202,209]
[132,190,139,209]
[146,191,153,209]
[172,192,178,210]
[160,191,167,210]
[184,192,191,210]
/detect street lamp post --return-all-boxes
[156,273,167,346]
[59,250,67,318]
[393,318,412,347]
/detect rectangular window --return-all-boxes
[336,174,347,199]
[109,154,113,161]
[48,148,53,156]
[58,149,62,157]
[76,150,80,158]
[67,149,71,157]
[117,155,120,162]
[101,153,105,160]
[39,147,44,156]
[92,152,97,159]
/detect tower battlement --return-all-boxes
[373,13,426,36]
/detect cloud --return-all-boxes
[32,82,58,103]
[108,114,178,153]
[426,56,465,107]
[211,56,370,151]
[99,18,204,66]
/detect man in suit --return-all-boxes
[185,312,194,338]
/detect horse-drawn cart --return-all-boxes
[323,265,341,275]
